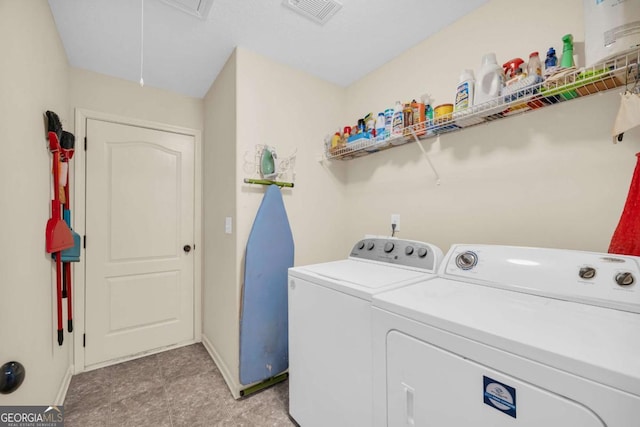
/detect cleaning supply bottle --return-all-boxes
[503,58,525,86]
[560,34,574,68]
[375,112,386,141]
[426,103,434,129]
[411,99,426,136]
[544,47,558,76]
[384,108,394,139]
[421,94,434,134]
[391,101,404,137]
[365,113,375,135]
[454,69,475,111]
[474,53,504,106]
[331,129,341,151]
[527,51,542,77]
[402,103,414,136]
[426,103,433,122]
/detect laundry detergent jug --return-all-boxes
[475,53,504,106]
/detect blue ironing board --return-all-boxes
[239,185,294,385]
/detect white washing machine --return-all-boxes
[372,244,640,426]
[288,237,443,427]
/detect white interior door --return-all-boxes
[84,118,195,367]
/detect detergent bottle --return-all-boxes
[391,101,404,136]
[384,108,394,139]
[454,69,475,111]
[474,53,504,106]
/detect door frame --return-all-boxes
[72,108,203,373]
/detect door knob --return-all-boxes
[183,245,192,253]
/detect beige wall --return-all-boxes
[346,0,586,117]
[202,50,240,392]
[0,0,71,404]
[69,68,203,130]
[235,48,349,269]
[341,0,638,253]
[203,47,348,397]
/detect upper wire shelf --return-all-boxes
[325,48,640,161]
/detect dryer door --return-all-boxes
[387,331,605,426]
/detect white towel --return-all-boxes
[613,92,640,143]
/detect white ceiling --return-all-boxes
[48,0,489,98]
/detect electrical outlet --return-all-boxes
[391,214,400,232]
[225,217,233,234]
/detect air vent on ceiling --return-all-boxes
[160,0,214,20]
[282,0,343,25]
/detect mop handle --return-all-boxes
[51,134,64,345]
[55,255,63,346]
[63,175,73,333]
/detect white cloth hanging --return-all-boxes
[613,91,640,143]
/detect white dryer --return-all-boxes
[288,237,443,427]
[372,244,640,426]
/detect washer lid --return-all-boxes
[289,259,433,299]
[373,277,640,397]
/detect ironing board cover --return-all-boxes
[239,185,294,385]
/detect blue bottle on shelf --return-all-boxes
[545,47,557,69]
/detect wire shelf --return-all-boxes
[325,47,640,161]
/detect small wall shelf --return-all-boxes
[325,48,639,161]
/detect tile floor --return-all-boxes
[64,343,296,426]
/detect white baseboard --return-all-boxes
[201,334,242,399]
[55,365,74,406]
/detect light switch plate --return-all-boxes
[225,217,233,234]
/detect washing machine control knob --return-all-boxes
[384,242,395,253]
[367,241,375,251]
[417,247,428,258]
[357,241,365,250]
[615,272,635,286]
[456,251,477,270]
[405,246,414,256]
[579,266,596,280]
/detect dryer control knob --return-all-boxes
[384,242,394,253]
[417,248,428,258]
[357,241,365,250]
[456,251,477,270]
[405,246,414,256]
[579,267,596,280]
[615,272,635,287]
[367,241,375,250]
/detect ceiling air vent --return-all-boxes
[282,0,343,25]
[160,0,214,20]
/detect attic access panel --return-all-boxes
[160,0,214,19]
[282,0,343,25]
